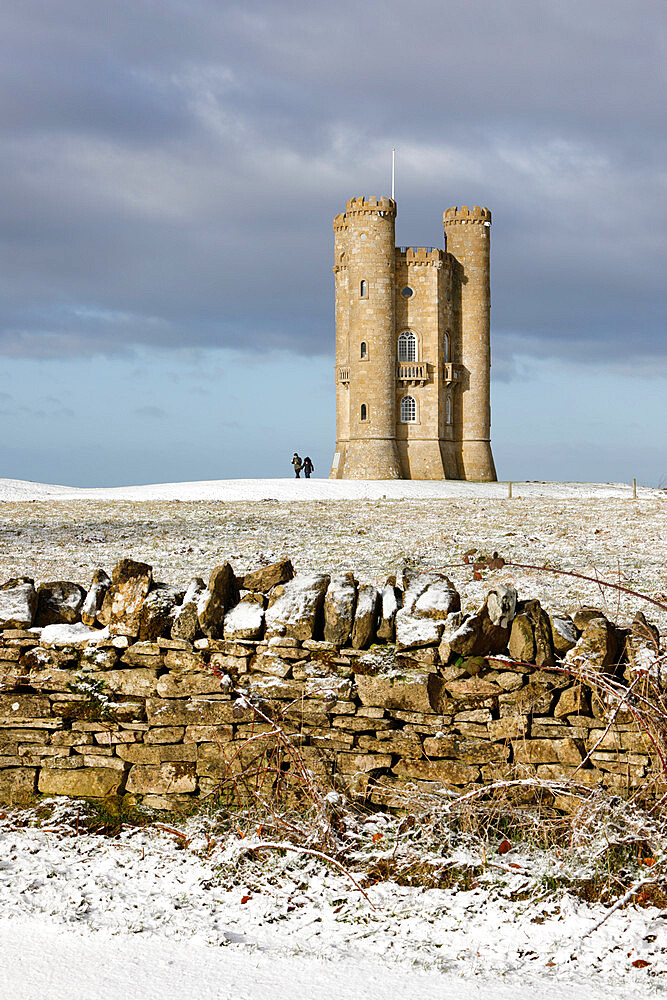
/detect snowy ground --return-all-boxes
[1,477,666,631]
[0,803,664,999]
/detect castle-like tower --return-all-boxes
[329,196,497,481]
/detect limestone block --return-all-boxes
[413,577,461,619]
[565,615,618,672]
[351,585,379,649]
[508,614,535,662]
[423,735,507,764]
[335,752,393,774]
[265,573,330,640]
[35,582,86,627]
[171,578,206,642]
[164,649,204,672]
[521,600,555,667]
[242,559,294,593]
[223,599,264,641]
[376,584,399,642]
[23,669,78,692]
[323,573,356,646]
[0,767,37,803]
[498,682,555,717]
[117,743,197,764]
[198,564,238,639]
[139,586,180,641]
[439,608,510,662]
[444,676,504,700]
[624,611,662,685]
[0,579,37,629]
[486,584,517,629]
[86,669,159,698]
[38,767,124,797]
[126,762,196,794]
[0,694,51,719]
[146,698,234,726]
[100,559,153,637]
[487,716,528,740]
[156,672,223,698]
[81,569,111,626]
[392,758,479,785]
[550,615,579,656]
[183,725,234,743]
[357,734,423,756]
[304,676,353,700]
[250,654,292,678]
[512,738,582,765]
[554,686,590,717]
[355,671,447,715]
[120,642,164,668]
[79,647,118,671]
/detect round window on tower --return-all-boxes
[401,286,414,299]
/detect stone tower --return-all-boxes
[329,196,497,481]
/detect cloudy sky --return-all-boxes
[1,0,665,485]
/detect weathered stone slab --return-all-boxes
[355,671,447,715]
[100,559,153,637]
[38,767,124,797]
[126,762,196,794]
[139,586,180,641]
[323,574,356,646]
[0,579,37,629]
[81,569,111,627]
[117,743,197,764]
[0,766,37,803]
[35,582,86,627]
[265,573,330,640]
[198,564,238,639]
[351,585,379,649]
[242,559,294,593]
[223,599,264,641]
[146,698,234,726]
[0,694,51,719]
[393,758,480,784]
[156,672,223,697]
[376,584,399,642]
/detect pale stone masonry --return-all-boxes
[330,197,497,481]
[0,560,662,811]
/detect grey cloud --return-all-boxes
[0,0,665,374]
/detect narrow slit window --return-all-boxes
[444,331,450,363]
[398,331,416,362]
[446,395,452,425]
[360,341,367,359]
[400,395,416,423]
[360,280,368,298]
[360,403,368,421]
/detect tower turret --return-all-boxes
[443,206,497,481]
[330,196,402,479]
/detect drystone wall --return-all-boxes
[0,558,662,812]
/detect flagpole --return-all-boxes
[391,147,395,200]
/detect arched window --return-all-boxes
[360,341,367,359]
[443,331,450,363]
[398,331,416,362]
[446,395,452,425]
[400,395,416,423]
[360,403,368,421]
[360,280,368,298]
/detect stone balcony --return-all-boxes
[443,362,464,385]
[397,361,430,385]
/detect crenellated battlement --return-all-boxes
[396,246,447,267]
[443,205,492,225]
[333,213,348,233]
[345,195,397,218]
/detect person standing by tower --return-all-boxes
[291,453,303,478]
[303,456,314,478]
